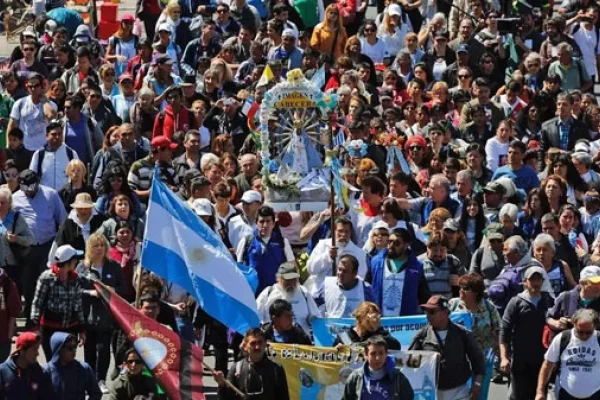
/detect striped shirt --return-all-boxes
[128,156,179,198]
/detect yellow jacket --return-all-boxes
[310,23,348,60]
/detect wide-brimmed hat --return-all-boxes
[70,192,94,209]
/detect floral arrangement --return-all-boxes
[373,131,400,147]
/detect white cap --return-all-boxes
[192,198,213,217]
[388,3,402,16]
[158,23,172,33]
[580,266,600,283]
[241,190,262,204]
[372,221,389,231]
[55,245,84,263]
[282,28,297,39]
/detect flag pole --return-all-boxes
[328,111,337,276]
[202,361,245,397]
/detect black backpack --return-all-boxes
[35,147,75,178]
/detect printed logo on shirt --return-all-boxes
[565,346,598,371]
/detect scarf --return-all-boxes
[115,242,136,268]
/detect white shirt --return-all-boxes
[306,238,368,298]
[573,24,600,77]
[485,137,510,173]
[228,213,255,251]
[546,329,600,399]
[323,276,365,318]
[10,97,58,151]
[360,38,388,63]
[29,144,79,191]
[256,284,321,335]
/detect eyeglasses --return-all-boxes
[125,358,143,365]
[27,83,41,89]
[458,74,471,79]
[109,176,123,182]
[409,146,422,151]
[23,47,35,52]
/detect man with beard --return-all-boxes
[306,217,368,300]
[540,16,582,66]
[366,228,430,317]
[256,262,321,336]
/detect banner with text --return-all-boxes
[312,312,473,347]
[268,343,439,400]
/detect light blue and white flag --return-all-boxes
[141,174,260,334]
[310,65,326,90]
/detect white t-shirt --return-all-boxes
[573,24,600,77]
[11,97,58,151]
[360,38,388,64]
[546,329,600,399]
[485,137,510,173]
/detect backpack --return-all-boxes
[488,265,525,312]
[36,147,74,177]
[219,209,242,250]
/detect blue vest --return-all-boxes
[370,249,423,316]
[422,197,460,225]
[245,229,286,295]
[307,219,330,254]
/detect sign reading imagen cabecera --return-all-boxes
[312,312,473,347]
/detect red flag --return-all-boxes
[94,282,205,400]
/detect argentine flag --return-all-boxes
[141,173,260,334]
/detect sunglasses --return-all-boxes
[409,146,423,151]
[27,83,41,89]
[217,9,227,13]
[458,74,471,79]
[23,47,35,52]
[125,359,143,365]
[365,28,376,32]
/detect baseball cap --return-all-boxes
[485,223,504,240]
[483,181,506,195]
[151,136,178,150]
[19,169,39,185]
[158,23,172,33]
[372,220,389,231]
[182,74,196,86]
[580,266,600,284]
[118,73,134,84]
[277,262,300,280]
[55,245,84,263]
[192,198,213,217]
[183,168,202,185]
[241,190,262,204]
[121,13,135,22]
[420,295,449,311]
[456,44,469,54]
[523,266,546,280]
[13,332,41,354]
[388,3,402,16]
[443,219,459,232]
[45,19,57,35]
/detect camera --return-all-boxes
[496,17,523,34]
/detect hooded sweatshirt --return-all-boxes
[0,355,54,399]
[343,356,414,400]
[44,332,101,400]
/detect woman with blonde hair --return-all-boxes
[154,0,191,50]
[105,14,139,77]
[426,81,449,107]
[379,4,410,58]
[422,207,451,239]
[58,159,97,212]
[310,4,348,60]
[332,302,401,349]
[98,64,119,98]
[76,232,125,393]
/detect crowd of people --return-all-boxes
[0,0,600,397]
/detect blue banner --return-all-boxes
[312,312,473,347]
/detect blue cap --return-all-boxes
[456,44,469,53]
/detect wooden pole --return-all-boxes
[329,111,337,276]
[202,361,245,398]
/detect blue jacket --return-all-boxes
[244,229,286,295]
[421,196,460,226]
[369,249,430,316]
[44,332,101,400]
[0,356,54,400]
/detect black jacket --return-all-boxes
[218,356,289,400]
[6,145,34,172]
[500,292,554,368]
[261,323,313,345]
[57,184,97,213]
[333,326,401,350]
[54,214,105,252]
[540,117,589,154]
[409,321,485,390]
[76,259,126,330]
